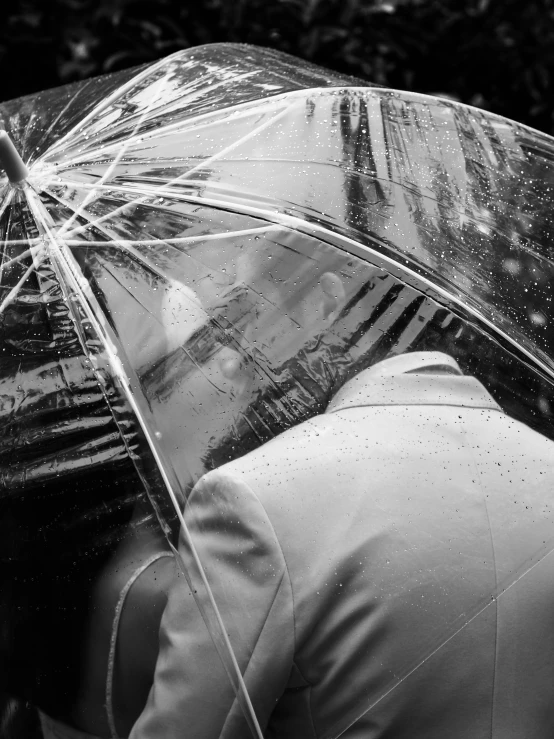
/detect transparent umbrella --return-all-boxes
[1,43,554,739]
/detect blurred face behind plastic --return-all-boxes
[97,226,554,509]
[98,231,348,493]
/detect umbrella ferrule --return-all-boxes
[0,130,29,183]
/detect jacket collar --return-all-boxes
[326,351,502,414]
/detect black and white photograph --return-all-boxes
[1,2,553,738]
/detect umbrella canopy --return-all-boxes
[1,43,554,737]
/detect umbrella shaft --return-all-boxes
[0,131,29,182]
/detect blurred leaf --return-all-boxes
[103,50,138,71]
[0,0,552,135]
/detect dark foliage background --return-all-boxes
[0,0,552,135]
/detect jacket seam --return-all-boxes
[457,419,498,739]
[218,569,289,737]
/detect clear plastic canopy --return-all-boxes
[1,43,554,738]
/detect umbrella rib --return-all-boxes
[41,74,294,165]
[42,59,179,160]
[32,78,98,158]
[0,187,14,222]
[40,189,280,293]
[334,541,554,739]
[38,84,554,174]
[59,100,298,240]
[48,94,282,165]
[53,171,554,269]
[43,59,260,163]
[52,157,346,183]
[0,239,41,246]
[0,255,43,315]
[39,83,391,166]
[57,71,172,240]
[54,226,282,248]
[36,187,195,285]
[60,187,554,383]
[42,84,313,162]
[0,245,41,270]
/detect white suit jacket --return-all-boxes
[131,351,554,739]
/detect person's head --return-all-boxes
[176,236,472,468]
[128,237,370,484]
[133,237,356,490]
[89,227,468,511]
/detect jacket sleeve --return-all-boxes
[129,469,295,739]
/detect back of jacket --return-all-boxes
[235,393,554,738]
[130,363,554,739]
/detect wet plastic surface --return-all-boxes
[1,43,554,738]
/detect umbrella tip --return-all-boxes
[0,130,29,184]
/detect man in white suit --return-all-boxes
[130,270,554,739]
